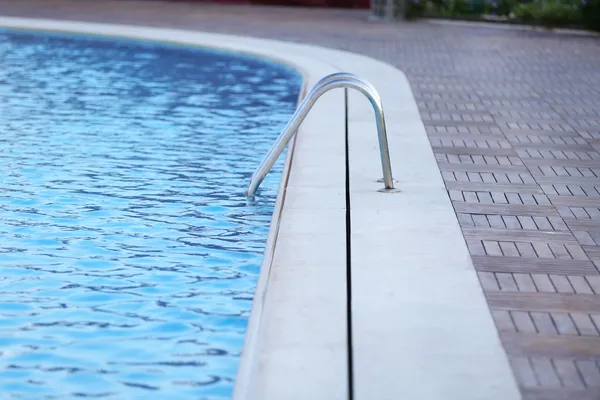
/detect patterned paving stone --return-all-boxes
[1,1,600,398]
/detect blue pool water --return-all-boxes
[0,30,301,399]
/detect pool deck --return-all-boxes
[1,2,600,400]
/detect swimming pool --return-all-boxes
[0,29,301,399]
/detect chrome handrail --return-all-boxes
[246,72,394,197]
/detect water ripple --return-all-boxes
[0,29,300,399]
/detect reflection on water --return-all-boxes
[0,30,301,399]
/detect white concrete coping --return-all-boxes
[0,16,522,400]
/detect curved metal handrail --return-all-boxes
[246,72,394,197]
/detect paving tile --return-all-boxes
[487,292,600,313]
[462,228,577,244]
[502,332,600,358]
[530,357,562,388]
[552,358,586,389]
[550,314,579,336]
[472,255,598,275]
[453,202,558,216]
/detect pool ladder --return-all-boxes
[246,72,394,197]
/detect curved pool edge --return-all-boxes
[0,17,522,400]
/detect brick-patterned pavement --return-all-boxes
[2,2,600,398]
